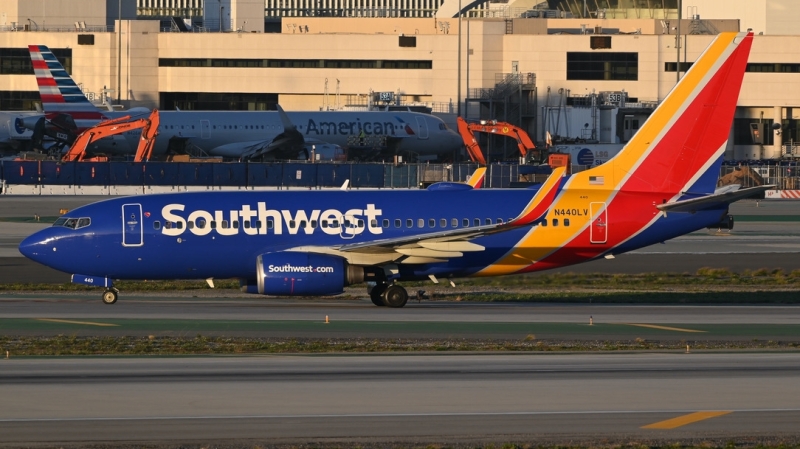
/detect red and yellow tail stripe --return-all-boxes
[477,31,753,276]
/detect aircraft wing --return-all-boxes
[208,105,308,160]
[288,221,524,266]
[657,185,775,214]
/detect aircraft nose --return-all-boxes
[18,231,51,264]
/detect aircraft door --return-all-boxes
[200,120,210,139]
[622,115,638,142]
[589,202,607,244]
[415,117,429,140]
[122,203,144,247]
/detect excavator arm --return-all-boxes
[456,117,538,164]
[61,109,160,162]
[456,117,488,165]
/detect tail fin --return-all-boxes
[579,32,753,197]
[467,167,486,188]
[28,45,104,119]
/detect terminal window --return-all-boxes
[567,52,638,81]
[0,47,72,75]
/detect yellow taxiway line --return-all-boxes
[37,318,119,327]
[624,323,707,333]
[642,411,732,429]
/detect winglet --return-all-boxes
[466,167,486,189]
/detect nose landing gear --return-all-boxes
[102,288,119,305]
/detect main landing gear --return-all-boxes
[368,283,409,308]
[102,288,119,305]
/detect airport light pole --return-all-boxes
[456,0,462,117]
[676,0,682,83]
[117,0,122,104]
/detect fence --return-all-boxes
[720,164,800,190]
[1,161,527,193]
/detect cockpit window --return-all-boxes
[52,217,91,230]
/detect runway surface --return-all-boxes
[2,354,800,445]
[2,295,799,341]
[2,197,800,446]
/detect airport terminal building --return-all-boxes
[0,0,799,160]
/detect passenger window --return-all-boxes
[197,219,206,228]
[299,220,307,229]
[395,219,401,228]
[440,219,447,228]
[485,218,492,225]
[358,219,364,228]
[321,220,328,228]
[541,219,547,227]
[406,219,413,228]
[153,221,161,230]
[256,220,262,229]
[221,220,229,229]
[233,221,239,229]
[267,220,273,229]
[210,221,217,229]
[176,221,183,229]
[553,219,559,227]
[428,219,435,228]
[165,222,173,229]
[473,219,480,227]
[331,219,339,227]
[497,218,504,224]
[382,219,389,228]
[418,219,424,228]
[188,221,194,229]
[452,218,458,228]
[310,220,317,228]
[244,220,250,229]
[564,218,570,226]
[463,218,469,227]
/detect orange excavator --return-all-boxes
[456,117,539,165]
[61,109,160,162]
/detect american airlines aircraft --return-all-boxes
[19,32,764,307]
[23,45,463,160]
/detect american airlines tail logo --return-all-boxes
[161,202,383,237]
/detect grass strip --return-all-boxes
[5,267,800,292]
[2,335,799,356]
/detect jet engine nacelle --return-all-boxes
[253,252,364,296]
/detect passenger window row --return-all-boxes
[537,218,570,227]
[152,217,517,231]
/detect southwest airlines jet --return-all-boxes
[24,45,463,160]
[20,32,764,307]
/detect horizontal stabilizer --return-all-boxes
[657,185,775,213]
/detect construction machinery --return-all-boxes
[61,109,160,162]
[456,117,540,165]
